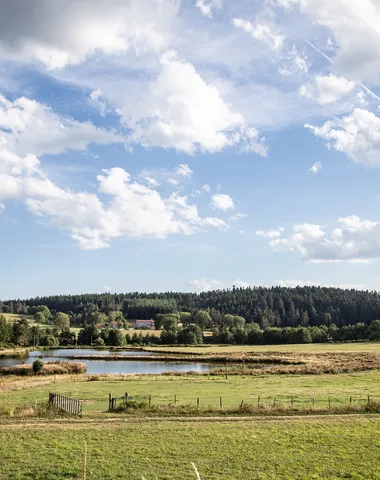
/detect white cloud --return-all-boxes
[189,277,222,292]
[195,0,222,18]
[229,213,247,221]
[0,159,229,249]
[89,89,107,116]
[278,45,309,76]
[300,74,356,105]
[234,278,250,288]
[176,163,193,178]
[168,178,178,185]
[118,51,267,155]
[0,203,4,213]
[145,177,160,187]
[0,96,230,250]
[210,194,235,211]
[306,109,380,166]
[233,18,284,51]
[267,216,380,263]
[188,276,250,292]
[0,94,123,157]
[202,184,211,193]
[256,227,284,238]
[309,161,322,174]
[275,0,380,84]
[277,279,367,290]
[233,17,308,77]
[0,0,178,69]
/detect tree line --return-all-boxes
[2,314,380,348]
[3,286,380,328]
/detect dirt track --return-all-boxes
[1,413,380,429]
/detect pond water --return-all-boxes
[0,349,212,375]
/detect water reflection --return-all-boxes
[0,349,212,375]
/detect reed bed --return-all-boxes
[0,361,87,376]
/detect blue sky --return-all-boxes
[1,0,380,298]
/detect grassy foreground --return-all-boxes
[0,417,379,479]
[2,371,380,413]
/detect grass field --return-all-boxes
[0,416,379,479]
[147,342,380,354]
[2,371,380,413]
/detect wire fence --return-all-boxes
[107,392,380,411]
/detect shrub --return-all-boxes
[32,359,44,374]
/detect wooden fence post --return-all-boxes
[109,393,113,411]
[328,397,331,409]
[350,397,352,405]
[258,396,261,407]
[174,394,177,405]
[368,395,371,405]
[220,397,223,409]
[312,397,315,407]
[197,397,200,408]
[83,441,87,480]
[149,395,151,406]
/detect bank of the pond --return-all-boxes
[0,349,214,375]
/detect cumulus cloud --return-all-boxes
[233,18,284,51]
[0,95,229,249]
[89,89,107,116]
[309,162,322,174]
[278,46,309,76]
[202,184,211,193]
[118,51,267,155]
[176,163,193,178]
[306,109,380,167]
[210,194,235,211]
[195,0,222,18]
[233,18,308,76]
[0,94,123,157]
[0,159,229,249]
[266,216,380,263]
[275,0,380,84]
[189,276,250,292]
[277,279,367,290]
[0,0,178,69]
[256,227,284,238]
[300,74,356,105]
[145,177,160,187]
[229,213,247,221]
[188,277,222,292]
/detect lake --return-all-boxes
[0,349,213,375]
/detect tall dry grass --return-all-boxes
[0,361,87,376]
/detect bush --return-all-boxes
[32,359,44,374]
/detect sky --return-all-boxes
[1,0,380,299]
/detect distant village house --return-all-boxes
[135,320,155,329]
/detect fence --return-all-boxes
[49,393,83,415]
[108,392,152,411]
[106,392,380,412]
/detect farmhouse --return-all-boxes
[135,319,155,329]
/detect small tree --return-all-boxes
[32,359,44,374]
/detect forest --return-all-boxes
[2,285,380,328]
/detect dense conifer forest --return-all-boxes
[2,286,380,328]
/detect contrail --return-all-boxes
[305,40,333,64]
[305,39,380,103]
